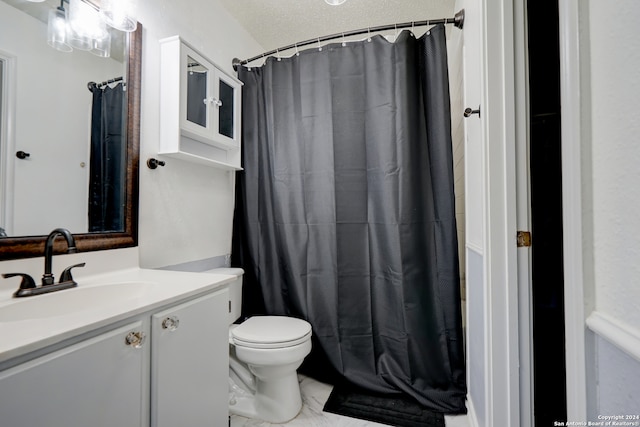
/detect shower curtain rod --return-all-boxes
[232,8,464,70]
[87,76,124,91]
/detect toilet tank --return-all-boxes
[202,267,244,324]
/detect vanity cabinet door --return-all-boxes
[151,288,229,427]
[0,321,147,427]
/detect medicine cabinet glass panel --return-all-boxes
[218,79,234,139]
[186,57,208,128]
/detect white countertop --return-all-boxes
[0,268,236,365]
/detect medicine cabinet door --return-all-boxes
[212,71,242,149]
[180,46,213,143]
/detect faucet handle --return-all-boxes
[2,273,37,289]
[59,263,86,284]
[3,273,37,297]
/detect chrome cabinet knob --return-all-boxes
[125,331,146,348]
[161,316,180,331]
[203,97,222,107]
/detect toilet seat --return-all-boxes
[231,316,312,349]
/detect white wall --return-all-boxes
[448,24,466,309]
[453,0,486,424]
[582,0,640,416]
[0,1,123,236]
[135,0,263,268]
[589,0,640,340]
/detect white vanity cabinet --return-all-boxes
[159,36,243,170]
[151,290,229,427]
[0,320,148,427]
[0,286,230,427]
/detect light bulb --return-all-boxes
[100,0,138,32]
[325,0,347,4]
[47,7,72,52]
[91,32,112,58]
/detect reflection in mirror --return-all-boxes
[186,56,208,128]
[87,78,126,233]
[0,0,141,260]
[0,0,128,237]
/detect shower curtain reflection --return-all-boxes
[233,25,466,414]
[88,82,125,232]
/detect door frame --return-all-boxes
[558,0,589,420]
[469,0,589,424]
[481,0,521,425]
[0,50,16,236]
[513,0,591,421]
[513,0,534,424]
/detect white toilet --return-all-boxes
[211,268,312,423]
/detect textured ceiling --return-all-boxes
[219,0,456,60]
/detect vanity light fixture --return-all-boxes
[47,2,73,53]
[67,0,106,51]
[325,0,347,5]
[46,0,137,56]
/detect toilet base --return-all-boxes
[229,370,303,423]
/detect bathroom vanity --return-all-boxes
[0,268,236,427]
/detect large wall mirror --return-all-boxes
[0,0,141,260]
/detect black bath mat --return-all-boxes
[323,384,445,427]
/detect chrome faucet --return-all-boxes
[42,228,77,285]
[1,228,85,298]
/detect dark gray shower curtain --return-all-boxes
[233,25,466,414]
[88,83,125,232]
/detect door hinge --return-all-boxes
[517,231,532,247]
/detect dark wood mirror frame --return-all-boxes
[0,24,142,261]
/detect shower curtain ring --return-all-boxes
[367,26,372,42]
[342,32,346,47]
[277,48,281,61]
[295,43,300,56]
[317,37,322,51]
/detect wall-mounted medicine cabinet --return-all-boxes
[159,36,242,170]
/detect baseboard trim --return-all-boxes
[466,396,481,427]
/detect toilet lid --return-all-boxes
[232,316,312,348]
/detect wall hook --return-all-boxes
[16,151,30,159]
[464,105,481,118]
[147,158,166,169]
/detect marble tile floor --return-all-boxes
[230,375,470,427]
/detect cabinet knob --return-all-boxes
[203,97,223,107]
[125,331,146,348]
[161,316,180,331]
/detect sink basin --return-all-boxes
[0,282,156,322]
